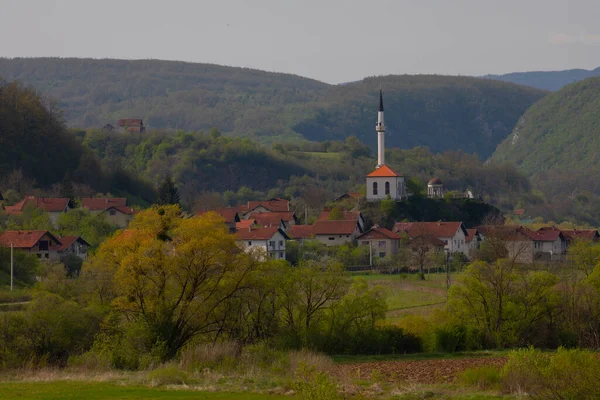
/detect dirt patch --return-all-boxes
[333,356,507,384]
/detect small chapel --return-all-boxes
[366,90,407,202]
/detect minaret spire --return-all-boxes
[376,88,385,167]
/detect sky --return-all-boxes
[1,0,600,84]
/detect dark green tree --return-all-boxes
[59,173,75,206]
[157,175,180,206]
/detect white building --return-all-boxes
[312,220,362,246]
[393,221,470,256]
[366,90,406,202]
[427,178,444,198]
[236,226,289,260]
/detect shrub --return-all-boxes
[435,323,483,353]
[292,363,340,400]
[179,341,240,372]
[460,366,500,390]
[146,365,189,386]
[501,347,600,399]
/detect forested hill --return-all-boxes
[492,77,600,225]
[484,67,600,91]
[0,58,546,158]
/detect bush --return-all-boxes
[460,366,500,390]
[146,365,189,386]
[292,363,340,400]
[501,347,600,399]
[179,341,240,372]
[435,323,483,353]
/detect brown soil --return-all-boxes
[333,356,507,384]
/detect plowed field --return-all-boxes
[333,356,507,384]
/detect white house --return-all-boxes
[236,226,289,260]
[393,221,469,256]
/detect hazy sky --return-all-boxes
[1,0,599,83]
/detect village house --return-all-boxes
[57,236,91,260]
[356,227,401,260]
[312,220,362,246]
[317,209,366,231]
[4,196,70,225]
[532,227,568,259]
[235,226,289,260]
[465,229,481,257]
[560,228,600,242]
[393,221,469,256]
[241,198,291,218]
[287,225,314,243]
[118,119,146,133]
[0,230,62,261]
[82,198,135,228]
[476,225,537,264]
[252,211,298,230]
[196,208,241,233]
[334,192,362,202]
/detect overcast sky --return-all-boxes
[1,0,599,84]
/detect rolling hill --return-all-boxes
[484,67,600,91]
[0,58,546,158]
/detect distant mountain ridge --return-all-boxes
[0,58,546,158]
[484,67,600,91]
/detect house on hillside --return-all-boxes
[4,197,70,225]
[242,198,290,218]
[532,227,568,260]
[357,227,401,260]
[82,198,135,228]
[477,225,537,263]
[236,226,289,260]
[312,220,362,246]
[57,236,91,260]
[118,119,146,133]
[317,209,366,231]
[394,221,470,256]
[0,230,62,260]
[252,212,298,230]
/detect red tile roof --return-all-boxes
[196,208,240,223]
[514,209,526,216]
[4,196,70,214]
[236,226,288,241]
[82,198,127,211]
[118,118,143,127]
[465,229,478,243]
[366,164,403,177]
[407,235,446,248]
[334,192,363,201]
[289,225,314,240]
[56,236,91,251]
[393,221,466,238]
[532,227,565,242]
[0,230,60,249]
[428,178,443,185]
[476,225,535,242]
[236,220,256,230]
[561,229,599,241]
[357,227,401,241]
[246,198,290,212]
[107,206,136,215]
[312,220,359,235]
[254,211,295,222]
[252,213,286,228]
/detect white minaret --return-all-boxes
[376,89,385,167]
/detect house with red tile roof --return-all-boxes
[57,236,91,260]
[393,221,469,256]
[197,208,241,233]
[560,229,600,242]
[334,192,363,202]
[0,230,62,260]
[317,209,365,231]
[244,198,290,216]
[533,227,568,258]
[82,197,135,228]
[288,225,314,242]
[357,227,402,260]
[312,220,362,246]
[4,196,70,225]
[118,118,146,133]
[236,219,256,231]
[235,226,290,260]
[252,212,298,231]
[476,225,537,263]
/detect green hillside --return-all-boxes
[493,77,600,174]
[0,58,546,158]
[492,77,600,226]
[484,67,600,91]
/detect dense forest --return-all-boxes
[492,77,600,226]
[0,58,546,158]
[485,66,600,91]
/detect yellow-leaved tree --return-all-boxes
[83,205,262,359]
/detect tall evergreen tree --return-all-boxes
[59,173,75,207]
[157,174,180,206]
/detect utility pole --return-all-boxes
[446,252,451,289]
[10,242,14,292]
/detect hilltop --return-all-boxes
[0,58,546,158]
[484,67,600,91]
[492,77,600,225]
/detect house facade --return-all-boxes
[312,220,362,246]
[357,227,401,259]
[393,221,469,256]
[4,196,70,225]
[57,236,91,260]
[82,197,135,228]
[236,226,289,260]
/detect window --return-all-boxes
[373,182,378,195]
[328,237,335,241]
[362,241,369,246]
[45,254,49,259]
[36,254,42,259]
[109,210,117,216]
[443,240,448,245]
[378,241,386,248]
[279,241,283,247]
[385,181,390,195]
[379,252,386,258]
[269,241,275,248]
[248,241,252,246]
[38,240,49,251]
